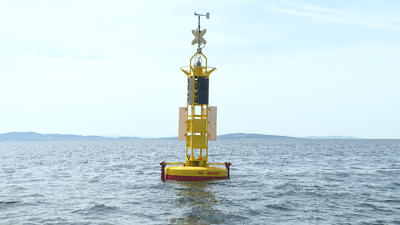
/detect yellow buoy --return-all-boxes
[160,12,231,181]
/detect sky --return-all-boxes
[1,0,399,139]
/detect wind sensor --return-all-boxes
[192,12,210,52]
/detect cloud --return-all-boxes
[255,0,400,30]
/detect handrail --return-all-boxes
[165,162,186,165]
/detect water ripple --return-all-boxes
[0,139,399,224]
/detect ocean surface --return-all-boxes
[1,139,400,225]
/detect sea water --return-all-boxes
[1,139,399,224]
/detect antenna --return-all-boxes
[192,12,210,52]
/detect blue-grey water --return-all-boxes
[1,139,400,224]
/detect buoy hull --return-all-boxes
[164,166,228,181]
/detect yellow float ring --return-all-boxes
[164,166,228,181]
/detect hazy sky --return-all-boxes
[1,0,399,139]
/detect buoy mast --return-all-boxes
[160,13,231,181]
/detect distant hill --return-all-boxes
[304,136,363,139]
[0,132,139,142]
[218,133,294,139]
[0,132,362,142]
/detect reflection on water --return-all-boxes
[168,180,228,224]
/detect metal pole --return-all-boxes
[198,15,201,52]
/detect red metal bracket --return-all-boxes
[160,161,167,181]
[225,162,232,179]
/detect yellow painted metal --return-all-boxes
[163,20,230,180]
[165,166,227,177]
[180,68,191,76]
[192,135,206,149]
[165,162,186,165]
[178,50,218,167]
[164,162,227,166]
[190,119,207,133]
[204,67,216,77]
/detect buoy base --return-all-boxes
[163,166,228,181]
